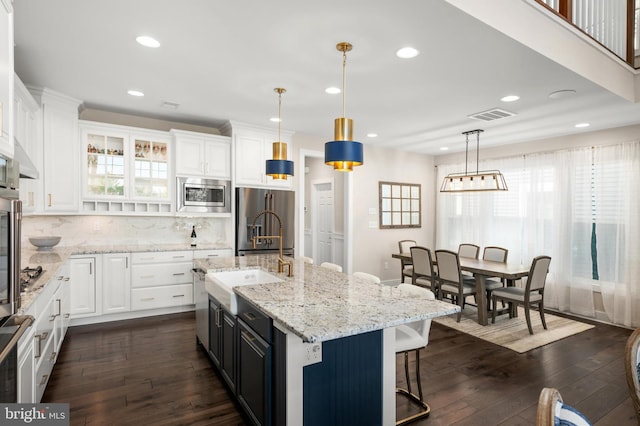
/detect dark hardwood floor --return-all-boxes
[43,312,637,426]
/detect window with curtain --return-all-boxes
[436,142,640,327]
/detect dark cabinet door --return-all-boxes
[237,318,271,426]
[221,310,236,392]
[208,297,221,367]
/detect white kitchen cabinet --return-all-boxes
[52,264,71,354]
[130,250,194,311]
[17,303,36,404]
[69,256,100,318]
[15,74,42,213]
[228,121,294,189]
[102,253,131,315]
[32,292,56,402]
[0,0,13,158]
[80,121,172,214]
[30,88,82,213]
[173,129,231,179]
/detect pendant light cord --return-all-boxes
[278,91,282,141]
[342,49,347,118]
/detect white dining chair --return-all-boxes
[395,283,435,425]
[353,271,381,284]
[320,262,343,272]
[299,256,314,264]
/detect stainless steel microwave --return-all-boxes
[177,177,231,213]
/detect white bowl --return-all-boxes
[29,236,61,250]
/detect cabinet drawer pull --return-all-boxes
[48,194,52,207]
[173,255,186,259]
[39,374,49,386]
[49,315,56,322]
[64,277,70,281]
[50,351,57,362]
[242,312,257,321]
[172,273,185,276]
[57,276,64,281]
[140,297,155,301]
[139,257,155,261]
[207,254,219,257]
[56,299,62,316]
[64,314,70,319]
[172,294,185,298]
[241,330,256,343]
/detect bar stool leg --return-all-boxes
[396,348,430,426]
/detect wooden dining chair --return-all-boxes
[410,246,437,294]
[481,246,509,311]
[435,249,476,322]
[625,327,640,421]
[536,387,592,426]
[398,240,417,283]
[491,256,552,334]
[394,284,436,425]
[458,243,480,259]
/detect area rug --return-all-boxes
[433,306,595,353]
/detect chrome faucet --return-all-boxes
[251,209,293,277]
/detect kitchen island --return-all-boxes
[194,255,460,426]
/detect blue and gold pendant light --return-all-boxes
[266,87,294,180]
[325,42,363,171]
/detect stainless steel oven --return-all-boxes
[0,155,33,403]
[177,177,231,213]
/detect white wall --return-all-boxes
[292,132,435,282]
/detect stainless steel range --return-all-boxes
[19,266,43,293]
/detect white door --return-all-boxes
[313,181,334,266]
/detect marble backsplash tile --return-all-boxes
[22,215,232,247]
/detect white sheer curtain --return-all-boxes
[436,143,640,326]
[595,143,640,327]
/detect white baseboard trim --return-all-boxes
[70,305,195,327]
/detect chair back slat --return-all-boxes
[399,239,417,254]
[483,246,508,263]
[435,250,461,284]
[410,246,434,277]
[526,256,551,292]
[458,243,480,259]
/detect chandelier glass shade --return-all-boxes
[266,88,294,180]
[440,129,508,192]
[325,42,363,172]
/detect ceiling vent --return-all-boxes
[468,108,516,122]
[161,100,180,110]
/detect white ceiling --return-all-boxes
[12,0,640,155]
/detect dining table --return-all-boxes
[392,252,531,325]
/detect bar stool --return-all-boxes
[395,283,435,425]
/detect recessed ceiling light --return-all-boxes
[440,147,449,151]
[127,90,144,97]
[325,87,341,95]
[270,117,281,123]
[396,47,419,59]
[367,133,378,138]
[136,36,160,48]
[549,89,576,99]
[575,122,590,128]
[500,95,520,102]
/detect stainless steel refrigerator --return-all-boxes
[235,187,295,256]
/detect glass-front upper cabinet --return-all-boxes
[80,122,172,207]
[132,136,169,199]
[85,131,127,198]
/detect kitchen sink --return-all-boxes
[206,269,283,314]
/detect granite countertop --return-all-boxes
[19,243,232,312]
[195,255,461,343]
